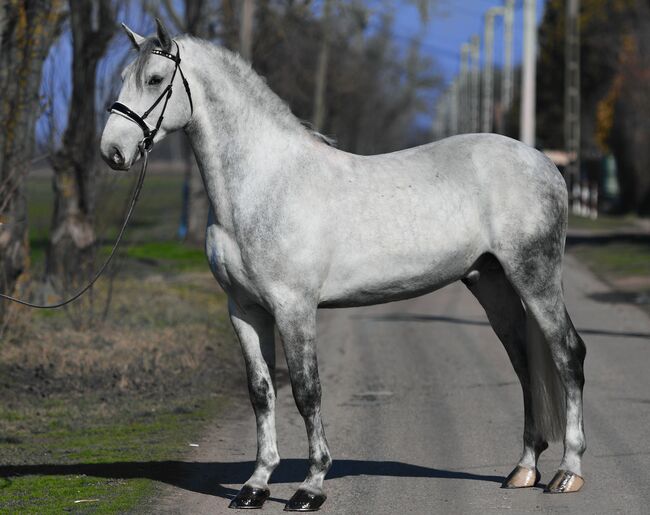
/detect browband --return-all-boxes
[108,41,193,151]
[151,48,179,62]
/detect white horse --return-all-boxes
[101,20,586,512]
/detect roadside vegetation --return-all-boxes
[566,214,650,315]
[0,170,241,513]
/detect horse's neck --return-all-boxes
[182,45,314,228]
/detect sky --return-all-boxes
[386,0,549,129]
[37,0,550,144]
[391,0,548,85]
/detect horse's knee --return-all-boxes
[248,371,275,413]
[293,378,322,418]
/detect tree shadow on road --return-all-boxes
[355,313,650,340]
[0,459,503,501]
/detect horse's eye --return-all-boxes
[147,76,163,86]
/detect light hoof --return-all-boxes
[544,469,585,494]
[284,489,327,512]
[228,485,271,509]
[501,466,540,489]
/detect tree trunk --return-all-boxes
[46,0,115,287]
[0,0,66,321]
[608,2,650,215]
[183,0,213,244]
[312,0,332,132]
[218,0,240,52]
[0,3,6,55]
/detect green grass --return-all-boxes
[567,213,639,232]
[125,241,207,272]
[566,214,650,315]
[4,169,235,513]
[26,172,186,269]
[0,395,226,514]
[0,473,152,514]
[570,242,650,279]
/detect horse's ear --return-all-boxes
[122,23,145,51]
[155,18,173,52]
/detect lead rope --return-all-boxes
[0,142,151,309]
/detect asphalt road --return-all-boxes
[154,254,650,514]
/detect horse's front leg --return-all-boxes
[276,303,332,512]
[228,300,280,509]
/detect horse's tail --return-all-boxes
[526,311,566,442]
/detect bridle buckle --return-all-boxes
[140,136,154,154]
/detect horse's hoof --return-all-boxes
[544,470,584,493]
[228,485,271,509]
[284,489,326,512]
[501,465,540,488]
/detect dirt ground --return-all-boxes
[0,169,252,512]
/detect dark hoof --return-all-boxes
[544,469,584,493]
[229,485,270,509]
[284,489,326,512]
[501,466,540,489]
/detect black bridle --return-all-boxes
[108,41,193,152]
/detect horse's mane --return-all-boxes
[132,35,335,146]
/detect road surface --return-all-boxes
[154,255,650,514]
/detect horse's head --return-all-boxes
[101,19,193,171]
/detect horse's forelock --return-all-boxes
[131,37,163,90]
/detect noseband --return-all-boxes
[108,41,193,152]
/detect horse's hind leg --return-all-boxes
[274,302,331,512]
[502,248,587,494]
[228,300,279,509]
[520,286,586,493]
[463,257,547,488]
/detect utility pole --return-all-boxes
[470,35,481,133]
[520,0,537,146]
[460,43,471,133]
[495,0,515,134]
[482,7,504,133]
[434,93,447,140]
[450,79,459,135]
[565,0,582,214]
[239,0,256,61]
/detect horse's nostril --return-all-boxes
[112,146,124,165]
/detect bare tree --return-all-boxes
[46,0,117,287]
[312,0,333,131]
[0,0,67,321]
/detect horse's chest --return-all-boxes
[205,224,255,298]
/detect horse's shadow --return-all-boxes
[0,459,504,501]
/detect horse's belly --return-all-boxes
[318,242,483,308]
